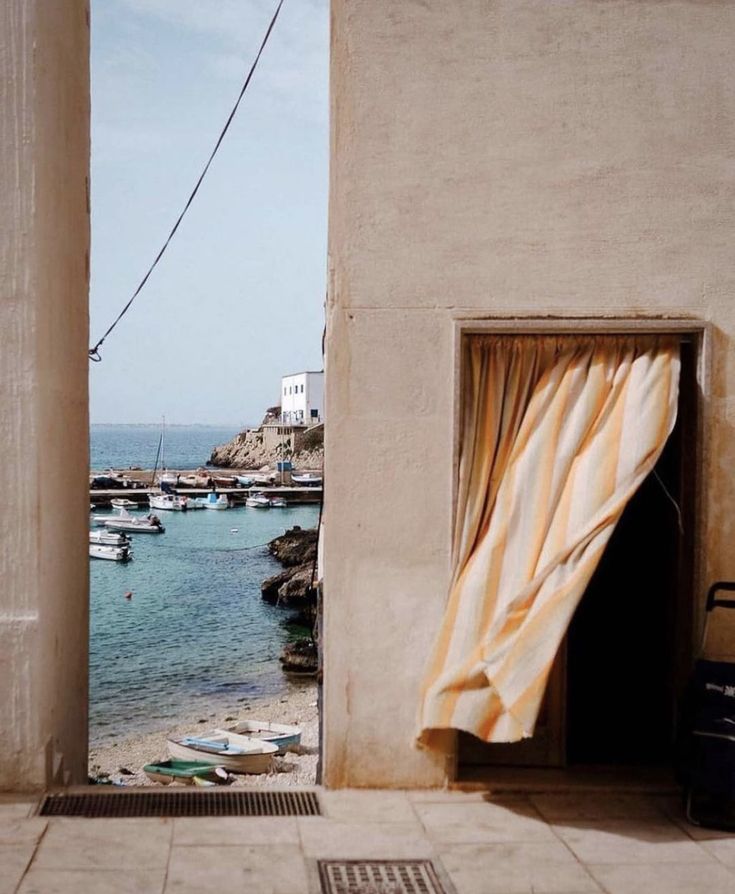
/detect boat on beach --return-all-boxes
[211,475,238,487]
[149,493,188,512]
[89,530,131,547]
[235,475,254,487]
[269,497,288,508]
[167,733,277,774]
[104,509,165,534]
[217,720,301,754]
[89,543,132,562]
[246,493,271,509]
[143,760,229,786]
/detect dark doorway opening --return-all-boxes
[457,337,698,781]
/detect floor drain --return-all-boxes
[39,789,321,818]
[318,860,448,894]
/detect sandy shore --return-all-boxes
[89,681,319,787]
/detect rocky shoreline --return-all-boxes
[263,526,320,676]
[208,414,324,470]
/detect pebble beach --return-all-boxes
[89,681,319,787]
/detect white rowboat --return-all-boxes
[167,733,277,774]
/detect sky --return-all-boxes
[89,0,328,425]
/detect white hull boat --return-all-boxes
[110,498,138,510]
[269,497,288,508]
[246,493,271,509]
[104,509,165,534]
[167,733,277,774]
[194,493,229,510]
[235,475,254,487]
[149,493,188,512]
[291,473,322,487]
[218,720,301,754]
[89,543,131,562]
[89,530,131,547]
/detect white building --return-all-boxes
[280,371,324,425]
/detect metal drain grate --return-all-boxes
[39,789,321,818]
[318,860,448,894]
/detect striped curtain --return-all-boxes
[417,335,680,750]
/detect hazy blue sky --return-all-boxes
[89,0,328,425]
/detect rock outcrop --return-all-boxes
[261,526,319,677]
[209,416,324,470]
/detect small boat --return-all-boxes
[218,720,301,754]
[149,493,188,512]
[159,471,179,487]
[143,759,229,786]
[89,543,132,562]
[167,733,277,774]
[105,509,165,534]
[291,473,323,487]
[269,497,288,508]
[235,475,254,487]
[246,493,271,509]
[110,498,138,509]
[248,473,277,486]
[194,493,229,510]
[89,530,131,547]
[211,475,238,487]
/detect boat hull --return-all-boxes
[167,738,276,774]
[218,721,301,754]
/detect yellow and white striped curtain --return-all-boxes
[417,335,680,750]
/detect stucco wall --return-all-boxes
[324,0,735,787]
[0,1,90,789]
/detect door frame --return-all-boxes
[447,316,712,782]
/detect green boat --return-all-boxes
[143,759,229,785]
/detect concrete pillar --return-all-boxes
[0,0,90,789]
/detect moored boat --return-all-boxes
[110,498,139,509]
[89,530,131,547]
[105,509,165,534]
[269,497,288,508]
[89,543,132,562]
[246,492,271,509]
[218,720,301,754]
[193,493,229,510]
[167,733,277,774]
[149,493,188,512]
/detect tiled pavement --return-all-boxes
[1,789,734,893]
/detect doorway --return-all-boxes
[456,335,699,780]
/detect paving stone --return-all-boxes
[530,793,670,822]
[0,817,47,846]
[552,818,715,864]
[298,817,435,858]
[415,798,556,844]
[173,816,299,847]
[0,845,37,894]
[33,818,172,870]
[588,861,735,894]
[320,789,420,824]
[438,841,602,893]
[18,869,166,894]
[165,844,309,894]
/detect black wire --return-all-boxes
[89,0,287,363]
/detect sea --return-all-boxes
[89,425,319,745]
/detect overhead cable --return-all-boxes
[89,0,286,362]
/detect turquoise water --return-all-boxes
[90,424,243,470]
[90,504,319,744]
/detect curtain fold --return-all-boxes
[417,335,681,751]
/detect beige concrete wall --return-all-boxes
[324,0,735,787]
[0,1,90,789]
